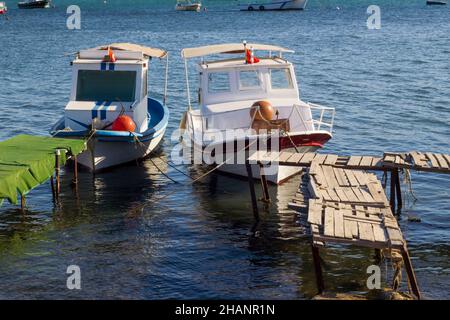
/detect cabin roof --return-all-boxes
[181,43,294,59]
[199,57,291,70]
[83,43,167,59]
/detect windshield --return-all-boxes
[76,70,136,101]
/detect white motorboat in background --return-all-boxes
[239,0,308,11]
[175,0,201,12]
[0,2,7,14]
[51,43,170,172]
[180,42,334,184]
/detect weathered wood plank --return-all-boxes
[313,154,328,165]
[360,156,373,167]
[434,153,449,169]
[324,154,338,166]
[324,207,335,237]
[334,210,345,238]
[299,152,316,165]
[345,170,360,187]
[278,151,295,163]
[372,224,387,243]
[358,222,375,242]
[288,152,305,164]
[307,199,323,225]
[347,156,362,167]
[426,153,440,168]
[333,168,348,186]
[410,151,427,167]
[334,188,349,202]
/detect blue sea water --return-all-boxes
[0,0,449,299]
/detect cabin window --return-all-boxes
[208,72,230,93]
[238,70,261,90]
[270,68,293,89]
[76,70,136,102]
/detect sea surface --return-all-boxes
[0,0,449,299]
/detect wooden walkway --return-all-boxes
[248,150,450,173]
[244,149,450,299]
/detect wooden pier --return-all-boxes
[245,150,450,299]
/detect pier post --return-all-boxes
[55,150,61,199]
[20,195,26,211]
[258,163,271,203]
[246,162,260,221]
[72,155,78,186]
[311,244,324,294]
[395,169,402,210]
[50,175,56,202]
[400,245,421,299]
[389,169,397,212]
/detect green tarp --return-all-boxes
[0,134,86,206]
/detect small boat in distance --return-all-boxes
[426,0,447,4]
[51,43,170,172]
[175,0,201,12]
[239,0,308,11]
[18,0,50,9]
[0,2,7,14]
[180,42,335,184]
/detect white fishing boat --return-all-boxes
[426,0,447,5]
[175,0,201,12]
[239,0,308,11]
[18,0,50,9]
[0,1,7,14]
[51,43,170,172]
[180,42,334,184]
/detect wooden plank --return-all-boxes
[334,187,349,202]
[333,167,348,186]
[383,154,396,163]
[352,187,367,202]
[426,153,440,168]
[353,170,369,186]
[434,153,449,169]
[360,156,373,167]
[324,154,338,166]
[443,154,450,168]
[410,151,427,167]
[367,182,385,204]
[344,218,358,239]
[343,187,359,202]
[324,207,335,237]
[371,157,382,167]
[334,210,345,238]
[347,156,362,167]
[372,224,387,243]
[288,152,305,164]
[358,222,375,242]
[324,165,340,187]
[321,189,333,202]
[344,170,359,187]
[327,188,341,202]
[359,187,376,204]
[247,150,263,162]
[278,151,295,163]
[313,154,327,165]
[299,152,316,165]
[307,199,323,226]
[386,227,403,243]
[308,176,322,199]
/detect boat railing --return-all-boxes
[304,102,335,133]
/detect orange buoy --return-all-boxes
[250,100,275,121]
[112,115,136,132]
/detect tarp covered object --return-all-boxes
[0,135,86,206]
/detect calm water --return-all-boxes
[0,0,449,299]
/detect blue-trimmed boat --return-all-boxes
[51,43,170,171]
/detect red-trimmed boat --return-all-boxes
[180,42,335,184]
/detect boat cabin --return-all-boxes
[198,57,299,114]
[65,45,151,132]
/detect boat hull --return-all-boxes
[77,132,164,171]
[175,4,201,11]
[51,98,169,172]
[18,1,50,9]
[239,0,308,11]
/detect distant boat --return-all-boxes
[239,0,308,11]
[18,0,50,9]
[426,0,447,4]
[0,2,7,14]
[175,0,201,12]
